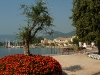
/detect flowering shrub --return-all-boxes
[0,54,62,75]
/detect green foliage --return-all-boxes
[70,0,100,42]
[18,24,31,40]
[50,43,55,46]
[0,42,4,46]
[72,37,79,44]
[18,0,54,41]
[31,36,44,44]
[65,43,68,45]
[73,44,78,51]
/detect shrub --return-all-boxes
[0,54,62,75]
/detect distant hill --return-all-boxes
[43,31,75,39]
[0,31,75,42]
[0,35,17,42]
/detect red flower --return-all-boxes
[0,54,62,75]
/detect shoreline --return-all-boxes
[0,47,100,75]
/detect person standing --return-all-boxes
[83,42,87,48]
[79,42,82,47]
[91,42,95,49]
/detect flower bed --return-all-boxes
[0,54,62,75]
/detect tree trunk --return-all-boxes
[97,43,100,55]
[23,39,30,55]
[97,40,100,55]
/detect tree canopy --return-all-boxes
[18,0,53,40]
[70,0,100,42]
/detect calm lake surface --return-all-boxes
[0,47,61,58]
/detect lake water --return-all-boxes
[0,47,61,58]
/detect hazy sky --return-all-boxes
[0,0,74,35]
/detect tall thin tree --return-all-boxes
[18,0,54,55]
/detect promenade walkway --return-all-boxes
[52,48,100,75]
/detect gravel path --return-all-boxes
[52,52,100,75]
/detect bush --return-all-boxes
[0,54,62,75]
